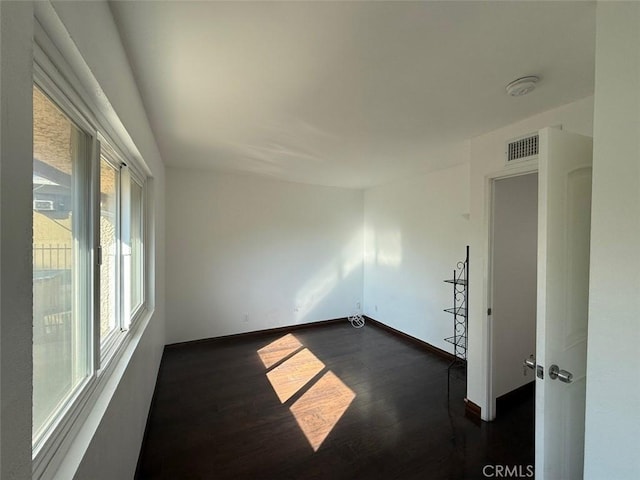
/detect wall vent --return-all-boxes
[506,133,538,164]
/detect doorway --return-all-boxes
[482,128,592,478]
[489,172,538,418]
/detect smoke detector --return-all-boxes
[506,76,539,97]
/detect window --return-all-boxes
[100,151,120,344]
[98,141,147,351]
[33,86,92,443]
[32,81,148,454]
[128,175,145,316]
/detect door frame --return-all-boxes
[484,160,538,421]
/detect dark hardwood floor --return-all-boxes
[136,322,533,479]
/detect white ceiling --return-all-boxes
[110,1,595,189]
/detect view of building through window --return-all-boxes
[100,157,118,341]
[32,86,90,440]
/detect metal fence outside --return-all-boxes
[33,243,72,271]
[33,244,72,342]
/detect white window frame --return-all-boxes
[31,79,97,456]
[97,142,124,362]
[96,139,147,363]
[32,53,100,464]
[125,168,147,323]
[32,13,152,480]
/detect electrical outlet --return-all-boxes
[375,305,378,312]
[243,313,249,322]
[356,302,361,310]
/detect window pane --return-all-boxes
[130,179,144,314]
[33,86,90,442]
[100,158,119,341]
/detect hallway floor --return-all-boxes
[136,321,534,479]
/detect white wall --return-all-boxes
[0,1,166,479]
[491,173,537,400]
[467,95,594,419]
[363,161,471,352]
[166,169,363,344]
[0,2,35,478]
[584,3,640,479]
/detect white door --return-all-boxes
[536,127,592,479]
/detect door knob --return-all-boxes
[549,364,573,383]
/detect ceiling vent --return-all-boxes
[506,133,538,164]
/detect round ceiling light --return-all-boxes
[506,76,540,97]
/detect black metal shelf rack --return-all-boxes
[444,246,469,394]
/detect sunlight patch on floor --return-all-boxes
[289,370,356,451]
[266,348,325,403]
[258,334,356,452]
[257,333,303,369]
